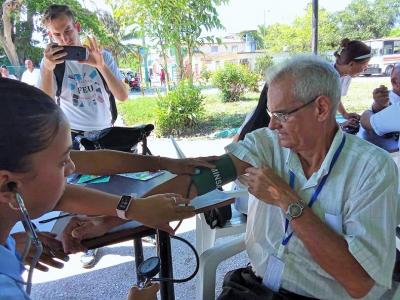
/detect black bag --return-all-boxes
[203,203,232,229]
[54,62,118,124]
[78,124,154,154]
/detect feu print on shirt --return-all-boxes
[67,69,105,108]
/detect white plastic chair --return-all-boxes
[196,233,246,300]
[195,204,247,255]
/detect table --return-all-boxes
[357,127,399,153]
[54,172,235,300]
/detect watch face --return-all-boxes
[289,203,302,218]
[117,195,131,211]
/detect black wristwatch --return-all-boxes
[285,200,305,221]
[116,195,133,219]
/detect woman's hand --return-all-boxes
[242,166,299,209]
[161,156,218,175]
[128,193,195,234]
[127,283,159,300]
[12,232,69,272]
[61,215,123,253]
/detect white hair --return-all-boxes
[266,55,341,118]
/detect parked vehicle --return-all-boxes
[121,70,141,91]
[361,37,400,76]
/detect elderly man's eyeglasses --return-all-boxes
[267,96,319,122]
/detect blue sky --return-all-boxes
[212,0,352,35]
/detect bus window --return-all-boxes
[394,41,400,54]
[384,41,394,55]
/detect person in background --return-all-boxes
[39,4,129,268]
[360,64,400,151]
[21,59,41,87]
[160,68,166,87]
[231,83,270,214]
[333,38,371,121]
[0,65,18,80]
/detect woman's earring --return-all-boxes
[8,201,19,211]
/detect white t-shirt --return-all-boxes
[389,90,400,105]
[40,50,123,131]
[370,102,400,149]
[331,63,352,96]
[226,128,398,299]
[21,68,40,87]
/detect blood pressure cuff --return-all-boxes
[191,154,237,195]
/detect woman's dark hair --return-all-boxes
[0,78,64,172]
[334,38,371,65]
[238,84,270,141]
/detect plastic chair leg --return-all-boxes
[196,234,246,300]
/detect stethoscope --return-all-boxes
[9,183,43,295]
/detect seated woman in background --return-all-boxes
[231,83,270,215]
[0,78,199,300]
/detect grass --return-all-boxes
[117,76,391,137]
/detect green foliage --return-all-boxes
[212,63,260,102]
[260,4,339,54]
[389,27,400,37]
[155,80,205,136]
[335,0,400,40]
[255,53,274,76]
[199,65,212,85]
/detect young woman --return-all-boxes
[0,78,198,299]
[231,84,270,214]
[333,38,371,120]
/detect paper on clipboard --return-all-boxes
[191,189,248,212]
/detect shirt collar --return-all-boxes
[286,129,345,188]
[0,235,25,283]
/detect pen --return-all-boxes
[39,213,75,224]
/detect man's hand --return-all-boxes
[343,112,361,121]
[82,36,105,69]
[12,232,69,272]
[61,215,120,253]
[127,283,159,300]
[42,44,67,72]
[372,85,389,112]
[161,156,218,175]
[242,166,299,209]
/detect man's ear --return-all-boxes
[315,96,331,122]
[75,22,81,32]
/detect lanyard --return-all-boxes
[278,135,346,257]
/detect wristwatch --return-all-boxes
[116,195,134,220]
[285,200,305,221]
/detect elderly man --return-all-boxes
[21,59,41,86]
[62,56,398,299]
[0,65,17,80]
[360,64,400,150]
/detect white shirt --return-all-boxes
[40,50,123,131]
[226,128,398,299]
[389,90,400,105]
[370,101,400,150]
[331,63,352,96]
[21,68,40,87]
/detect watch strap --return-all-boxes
[116,195,133,220]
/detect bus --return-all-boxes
[362,37,400,76]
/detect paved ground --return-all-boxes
[30,137,249,300]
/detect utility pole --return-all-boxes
[311,0,318,55]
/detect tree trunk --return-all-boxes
[174,42,184,82]
[187,43,193,84]
[1,0,22,66]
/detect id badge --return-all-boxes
[262,254,285,292]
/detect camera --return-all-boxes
[52,45,89,61]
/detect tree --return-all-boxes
[260,4,339,54]
[0,0,109,66]
[335,0,400,40]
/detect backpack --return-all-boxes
[53,62,118,124]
